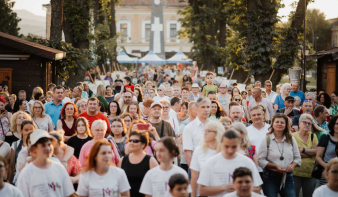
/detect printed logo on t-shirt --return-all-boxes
[48,182,61,191]
[215,172,233,185]
[102,188,117,196]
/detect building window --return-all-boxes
[120,23,128,39]
[170,24,177,39]
[145,24,151,41]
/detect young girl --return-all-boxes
[67,117,93,159]
[140,137,190,197]
[77,140,131,197]
[313,158,338,196]
[16,129,75,197]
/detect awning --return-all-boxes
[166,51,193,64]
[137,50,166,64]
[117,51,138,63]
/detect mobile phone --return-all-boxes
[137,124,150,130]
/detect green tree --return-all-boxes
[306,9,331,51]
[0,0,21,36]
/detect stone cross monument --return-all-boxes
[150,0,165,59]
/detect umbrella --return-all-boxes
[166,51,193,64]
[137,50,166,64]
[117,51,138,63]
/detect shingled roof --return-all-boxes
[0,32,66,60]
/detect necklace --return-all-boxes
[277,141,285,160]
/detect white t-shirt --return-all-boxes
[197,153,263,197]
[77,166,130,197]
[153,95,171,102]
[223,191,265,197]
[313,185,338,197]
[0,182,24,197]
[139,165,191,197]
[190,146,217,172]
[246,123,270,172]
[16,160,74,197]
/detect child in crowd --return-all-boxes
[202,72,218,96]
[169,173,189,197]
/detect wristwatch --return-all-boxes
[302,148,305,153]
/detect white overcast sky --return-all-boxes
[12,0,338,21]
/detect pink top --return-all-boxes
[78,139,121,167]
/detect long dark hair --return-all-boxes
[13,99,25,113]
[318,93,331,109]
[135,87,143,103]
[107,101,121,116]
[211,100,222,119]
[268,113,293,144]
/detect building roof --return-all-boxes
[306,47,338,61]
[0,32,66,60]
[120,0,188,6]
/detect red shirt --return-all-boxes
[78,111,111,134]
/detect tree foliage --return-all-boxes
[0,0,21,36]
[306,9,331,51]
[26,36,93,82]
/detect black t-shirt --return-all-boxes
[277,108,300,121]
[66,135,93,159]
[292,114,301,126]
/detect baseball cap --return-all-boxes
[285,96,295,102]
[191,83,199,88]
[150,101,163,109]
[219,83,228,88]
[30,129,57,146]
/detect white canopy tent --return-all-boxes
[117,51,138,63]
[166,51,193,64]
[137,50,166,64]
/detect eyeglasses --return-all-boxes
[158,89,163,91]
[110,105,117,108]
[129,139,141,143]
[265,85,271,87]
[301,121,312,126]
[124,119,131,123]
[34,107,42,109]
[304,99,312,103]
[80,104,87,107]
[124,96,132,99]
[234,99,241,101]
[205,129,216,133]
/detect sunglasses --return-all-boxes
[129,139,141,143]
[80,104,87,107]
[234,99,241,101]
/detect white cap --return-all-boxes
[30,129,56,146]
[191,83,199,88]
[150,101,163,109]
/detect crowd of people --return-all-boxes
[0,65,337,197]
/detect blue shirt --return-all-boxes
[274,94,285,109]
[290,90,305,106]
[82,91,88,99]
[313,118,329,132]
[45,100,63,129]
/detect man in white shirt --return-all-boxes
[229,105,244,123]
[246,105,270,174]
[197,130,262,197]
[169,97,181,120]
[153,85,171,102]
[173,86,181,98]
[264,80,277,103]
[248,88,274,120]
[188,83,200,101]
[183,97,211,166]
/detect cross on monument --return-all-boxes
[150,0,165,59]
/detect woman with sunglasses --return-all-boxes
[79,119,120,167]
[77,140,131,197]
[313,158,338,197]
[159,99,179,134]
[108,118,127,157]
[30,100,54,132]
[292,114,319,197]
[315,115,338,188]
[57,102,78,141]
[76,99,88,114]
[231,122,258,167]
[107,101,121,125]
[67,117,93,159]
[190,121,224,197]
[140,137,190,197]
[209,100,222,121]
[258,113,301,197]
[118,130,158,197]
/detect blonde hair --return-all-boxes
[324,158,338,181]
[31,87,44,99]
[91,119,107,132]
[281,83,291,97]
[96,84,106,97]
[299,114,326,134]
[202,121,225,153]
[30,100,47,118]
[11,111,32,133]
[159,99,170,106]
[219,116,232,130]
[76,98,88,112]
[145,81,153,88]
[231,122,251,155]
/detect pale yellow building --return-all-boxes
[43,0,192,56]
